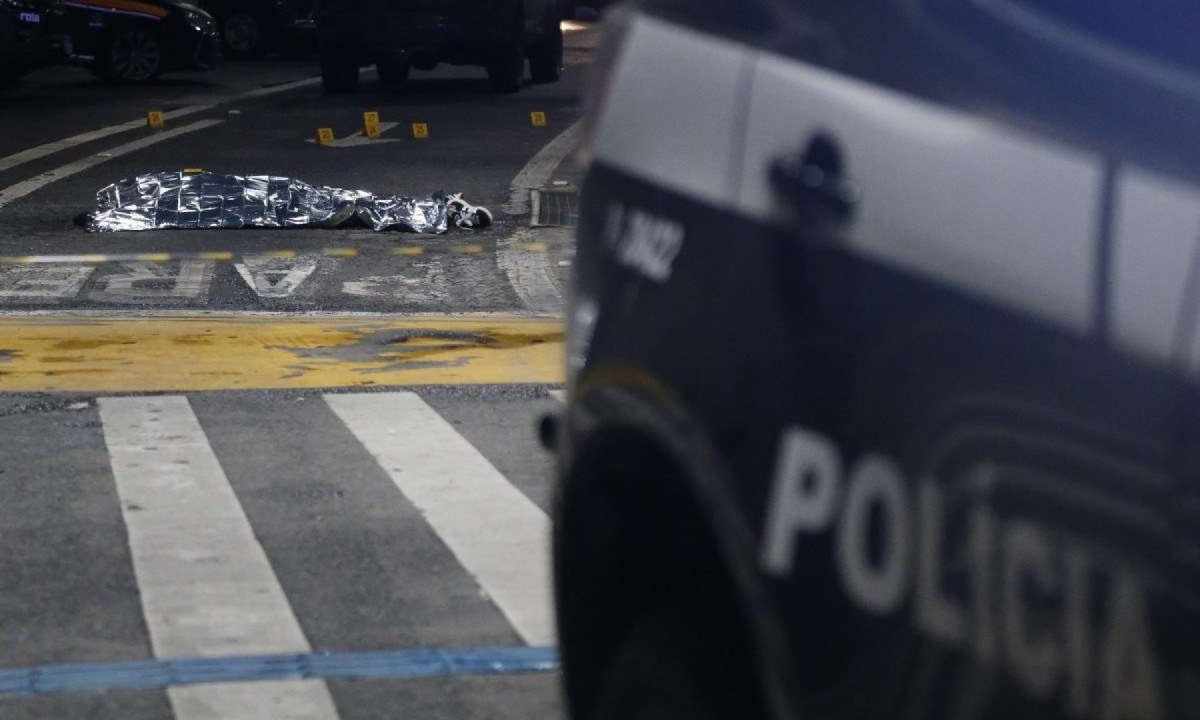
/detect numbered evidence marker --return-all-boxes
[147,111,165,130]
[412,123,429,139]
[363,111,381,139]
[530,111,547,127]
[317,127,335,146]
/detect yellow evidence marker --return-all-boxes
[147,111,164,129]
[530,111,547,127]
[412,122,429,139]
[363,111,381,138]
[317,127,335,146]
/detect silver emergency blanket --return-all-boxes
[83,172,491,234]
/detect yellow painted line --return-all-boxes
[257,250,298,259]
[0,315,564,392]
[322,247,359,257]
[393,246,425,256]
[514,241,548,252]
[135,253,172,262]
[197,251,235,261]
[450,244,485,255]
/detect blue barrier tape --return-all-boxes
[0,646,558,696]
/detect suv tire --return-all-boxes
[320,46,359,92]
[487,39,524,93]
[376,58,410,88]
[222,11,263,59]
[528,18,563,84]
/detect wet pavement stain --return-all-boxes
[50,338,138,350]
[272,327,565,374]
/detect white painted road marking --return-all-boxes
[99,396,340,720]
[502,120,584,216]
[0,105,212,175]
[88,261,215,305]
[341,260,448,305]
[0,264,95,300]
[234,255,321,298]
[325,392,555,645]
[549,389,566,403]
[0,76,320,178]
[303,121,401,148]
[498,227,564,315]
[0,119,224,210]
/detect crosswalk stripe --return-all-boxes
[324,392,555,646]
[98,396,340,720]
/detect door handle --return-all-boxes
[769,132,860,223]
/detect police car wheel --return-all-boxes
[589,610,748,720]
[102,26,162,83]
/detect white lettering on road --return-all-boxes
[0,265,94,301]
[341,261,448,305]
[88,262,214,305]
[234,255,320,298]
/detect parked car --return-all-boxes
[198,0,315,59]
[56,0,219,82]
[317,0,563,93]
[553,2,1200,720]
[0,0,66,85]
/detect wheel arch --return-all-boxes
[553,379,792,720]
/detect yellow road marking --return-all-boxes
[134,253,172,262]
[0,315,564,392]
[322,247,359,257]
[393,246,425,256]
[450,244,484,254]
[258,250,298,259]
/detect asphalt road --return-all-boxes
[0,19,596,720]
[0,24,593,312]
[0,385,566,720]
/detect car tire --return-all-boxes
[222,11,263,59]
[588,608,753,720]
[376,58,410,88]
[320,47,359,93]
[487,40,524,93]
[100,25,162,83]
[528,18,563,84]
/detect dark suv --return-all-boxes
[317,0,563,93]
[554,2,1200,720]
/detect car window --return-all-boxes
[989,0,1200,74]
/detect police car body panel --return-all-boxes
[554,1,1199,719]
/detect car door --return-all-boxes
[738,1,1196,719]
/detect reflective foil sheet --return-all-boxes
[83,172,477,234]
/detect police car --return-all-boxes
[552,1,1200,719]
